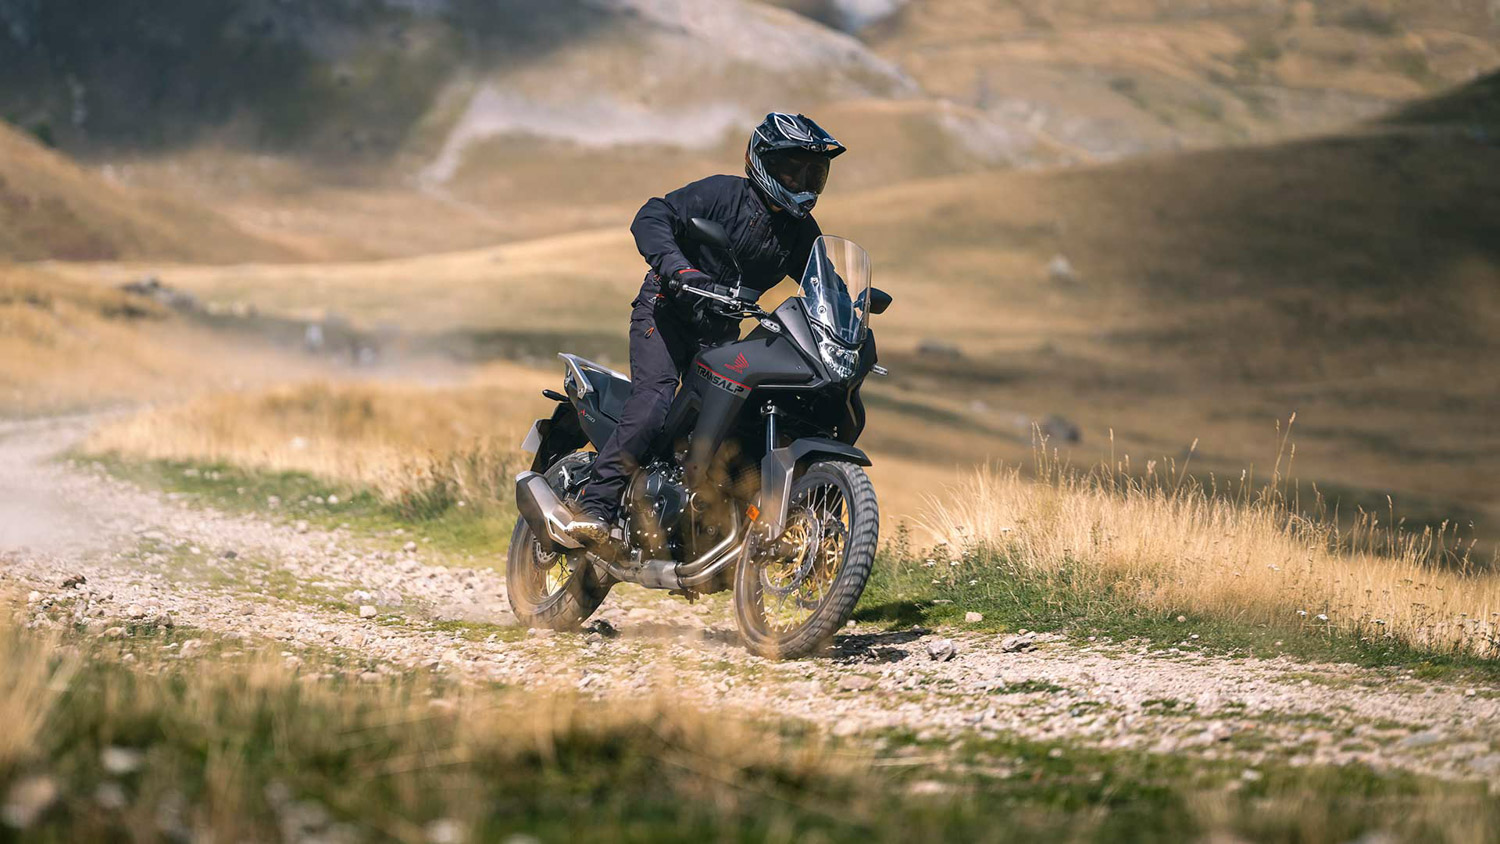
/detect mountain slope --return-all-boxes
[0,122,296,262]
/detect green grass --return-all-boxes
[76,453,517,559]
[856,539,1500,684]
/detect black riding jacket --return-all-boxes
[631,175,821,315]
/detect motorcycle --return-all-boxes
[510,218,892,658]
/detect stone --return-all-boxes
[1468,754,1500,775]
[294,520,310,534]
[1398,730,1444,749]
[358,605,378,619]
[25,591,40,604]
[403,541,418,553]
[2,775,58,829]
[179,639,205,658]
[585,619,619,639]
[965,611,984,623]
[838,675,875,691]
[94,782,128,810]
[104,627,127,639]
[1048,254,1078,284]
[1000,633,1038,653]
[125,604,146,619]
[926,638,957,662]
[60,574,86,589]
[101,746,145,775]
[425,819,465,844]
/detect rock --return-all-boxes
[1468,754,1500,775]
[125,604,146,619]
[294,520,310,534]
[838,675,875,691]
[358,605,377,619]
[60,574,86,589]
[179,639,204,658]
[1047,254,1078,284]
[965,611,984,623]
[425,819,465,844]
[916,339,962,359]
[154,613,174,629]
[1398,730,1444,749]
[403,541,418,553]
[101,746,145,775]
[1240,768,1263,782]
[327,495,341,506]
[94,782,128,810]
[1039,414,1081,444]
[2,775,58,829]
[359,672,382,684]
[1000,633,1038,653]
[526,628,554,639]
[585,619,619,639]
[221,549,238,560]
[266,495,281,509]
[104,627,127,639]
[25,591,41,604]
[926,638,957,662]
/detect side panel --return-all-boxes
[685,332,815,486]
[565,377,618,449]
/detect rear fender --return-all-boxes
[521,400,589,473]
[757,438,871,536]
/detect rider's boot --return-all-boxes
[561,507,614,549]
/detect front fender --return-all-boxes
[757,438,871,536]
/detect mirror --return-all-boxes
[688,217,733,250]
[868,287,893,315]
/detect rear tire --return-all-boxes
[506,452,613,630]
[733,460,878,659]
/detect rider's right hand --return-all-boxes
[671,268,713,295]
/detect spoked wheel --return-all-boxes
[734,460,878,659]
[506,452,614,630]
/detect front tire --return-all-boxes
[506,452,613,630]
[734,460,878,659]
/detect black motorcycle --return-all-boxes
[510,219,891,658]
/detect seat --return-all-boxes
[561,354,632,421]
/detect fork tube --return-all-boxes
[762,403,781,454]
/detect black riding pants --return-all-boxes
[577,288,719,519]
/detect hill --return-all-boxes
[0,121,296,262]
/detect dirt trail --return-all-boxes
[4,415,1500,782]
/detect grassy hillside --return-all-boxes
[0,122,295,262]
[57,71,1500,539]
[860,0,1500,159]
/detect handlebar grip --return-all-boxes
[663,275,683,295]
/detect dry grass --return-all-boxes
[83,367,552,513]
[921,428,1500,658]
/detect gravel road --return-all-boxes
[4,414,1500,783]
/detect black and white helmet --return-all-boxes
[745,112,846,218]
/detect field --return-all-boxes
[4,3,1500,840]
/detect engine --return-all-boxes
[625,462,688,553]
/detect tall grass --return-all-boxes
[919,427,1500,659]
[85,375,548,518]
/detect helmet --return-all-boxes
[745,112,846,218]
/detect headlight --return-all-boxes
[818,336,858,380]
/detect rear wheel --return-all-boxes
[506,452,613,629]
[733,460,878,659]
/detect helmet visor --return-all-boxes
[763,150,831,195]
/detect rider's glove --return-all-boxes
[669,268,713,295]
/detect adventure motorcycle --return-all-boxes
[510,219,891,658]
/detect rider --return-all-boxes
[564,112,846,546]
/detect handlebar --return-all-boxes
[675,283,769,319]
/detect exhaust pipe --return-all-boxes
[515,471,583,551]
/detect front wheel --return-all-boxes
[734,460,878,659]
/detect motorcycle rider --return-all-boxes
[564,112,846,546]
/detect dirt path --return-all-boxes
[4,415,1500,783]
